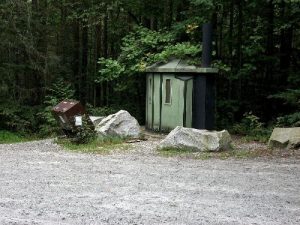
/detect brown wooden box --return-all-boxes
[52,100,86,130]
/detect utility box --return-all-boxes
[145,59,218,132]
[52,100,86,133]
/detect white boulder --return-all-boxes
[95,110,141,138]
[268,127,300,149]
[74,116,104,127]
[89,116,104,126]
[158,126,232,152]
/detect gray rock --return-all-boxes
[268,127,300,149]
[158,126,232,152]
[89,116,104,126]
[95,110,140,138]
[74,116,104,127]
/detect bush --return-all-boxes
[86,104,118,117]
[231,112,272,142]
[0,103,40,134]
[276,112,300,127]
[38,78,75,136]
[72,114,96,144]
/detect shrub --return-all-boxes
[231,112,271,142]
[0,103,40,134]
[276,112,300,127]
[72,114,96,144]
[38,78,75,136]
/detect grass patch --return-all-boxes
[239,134,270,143]
[56,136,130,154]
[158,147,197,157]
[195,148,275,160]
[0,130,36,144]
[158,146,278,160]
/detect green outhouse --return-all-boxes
[145,59,218,132]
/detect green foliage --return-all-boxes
[0,130,36,144]
[102,26,201,78]
[231,112,271,142]
[86,105,118,116]
[38,78,75,136]
[270,72,300,127]
[275,105,300,128]
[0,103,40,134]
[118,26,176,73]
[216,100,240,129]
[72,114,96,144]
[271,89,300,108]
[236,112,263,132]
[154,42,201,64]
[276,113,300,127]
[96,58,125,83]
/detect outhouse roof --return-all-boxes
[146,59,218,73]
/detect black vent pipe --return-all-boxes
[201,23,213,67]
[192,22,215,130]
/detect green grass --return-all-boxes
[0,130,36,144]
[158,147,197,157]
[56,136,130,154]
[239,134,270,143]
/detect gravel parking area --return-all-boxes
[0,139,299,225]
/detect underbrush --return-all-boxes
[0,130,36,144]
[229,112,272,143]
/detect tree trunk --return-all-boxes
[237,0,243,100]
[265,0,274,82]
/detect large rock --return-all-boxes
[75,116,104,127]
[89,116,104,126]
[95,110,140,138]
[158,126,232,152]
[268,127,300,149]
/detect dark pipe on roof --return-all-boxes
[201,23,213,67]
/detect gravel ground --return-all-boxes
[0,139,299,225]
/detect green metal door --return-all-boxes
[146,73,162,131]
[146,74,153,129]
[161,75,183,131]
[160,75,193,131]
[152,74,161,131]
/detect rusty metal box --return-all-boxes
[52,100,86,131]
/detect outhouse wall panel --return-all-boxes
[161,75,184,131]
[152,74,161,130]
[146,74,153,129]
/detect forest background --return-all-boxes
[0,0,299,139]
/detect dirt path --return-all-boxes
[0,139,299,225]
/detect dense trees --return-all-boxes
[0,0,299,135]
